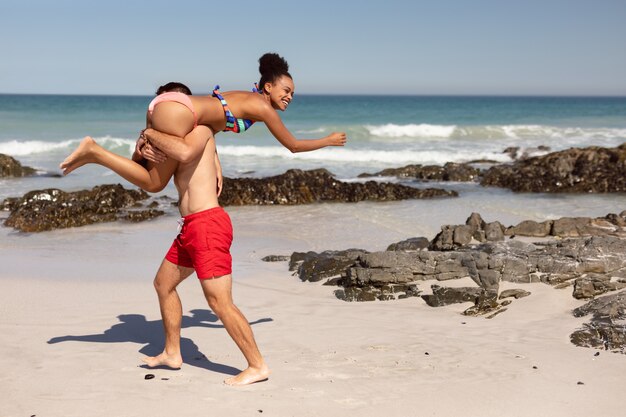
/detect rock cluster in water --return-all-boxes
[480,144,626,193]
[2,184,164,232]
[358,162,480,182]
[220,168,457,205]
[1,169,458,232]
[356,144,626,194]
[0,154,37,177]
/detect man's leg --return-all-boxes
[143,259,194,369]
[200,275,270,386]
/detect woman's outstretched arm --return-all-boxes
[259,104,346,153]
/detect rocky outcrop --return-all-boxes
[284,233,626,308]
[386,237,430,251]
[0,154,37,177]
[429,213,505,250]
[288,249,369,283]
[571,290,626,354]
[358,162,480,182]
[420,284,511,318]
[270,212,626,352]
[3,184,164,232]
[429,212,626,249]
[506,213,626,238]
[480,144,626,193]
[220,169,457,205]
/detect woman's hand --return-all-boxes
[326,132,347,146]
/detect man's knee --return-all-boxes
[206,295,234,318]
[153,261,192,296]
[154,275,176,296]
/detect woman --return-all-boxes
[60,53,347,191]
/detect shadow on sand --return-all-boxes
[48,309,273,376]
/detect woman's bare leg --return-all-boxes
[60,136,177,192]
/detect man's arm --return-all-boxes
[143,126,213,163]
[215,150,223,197]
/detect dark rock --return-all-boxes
[358,162,480,182]
[573,275,626,300]
[220,169,457,206]
[261,255,291,262]
[605,212,626,227]
[503,147,520,160]
[453,225,473,246]
[484,221,505,241]
[0,154,37,177]
[499,289,531,299]
[289,249,367,282]
[386,237,429,251]
[122,209,165,222]
[430,215,506,250]
[422,285,483,307]
[462,290,500,316]
[480,144,626,193]
[552,217,620,238]
[429,225,456,251]
[3,184,161,232]
[484,307,508,318]
[323,277,342,286]
[571,290,626,354]
[421,285,502,316]
[286,218,626,307]
[466,212,486,240]
[476,269,501,292]
[1,197,20,212]
[505,220,553,237]
[335,287,379,302]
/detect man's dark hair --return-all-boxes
[155,82,192,95]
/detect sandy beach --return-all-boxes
[2,204,626,417]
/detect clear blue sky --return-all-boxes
[1,0,625,96]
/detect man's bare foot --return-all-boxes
[59,136,98,175]
[142,351,183,369]
[224,364,270,386]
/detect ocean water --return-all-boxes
[1,93,625,238]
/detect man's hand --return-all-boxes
[136,134,167,164]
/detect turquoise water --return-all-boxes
[1,93,625,204]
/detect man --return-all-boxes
[134,84,269,386]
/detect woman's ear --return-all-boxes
[263,83,272,94]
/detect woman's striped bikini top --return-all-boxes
[212,85,259,133]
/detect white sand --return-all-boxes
[2,205,626,417]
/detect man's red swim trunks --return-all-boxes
[165,207,233,279]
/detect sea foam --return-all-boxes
[364,123,626,142]
[217,145,510,166]
[0,136,136,156]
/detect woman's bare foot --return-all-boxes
[224,364,270,386]
[142,351,183,369]
[59,136,98,175]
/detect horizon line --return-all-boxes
[1,92,626,99]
